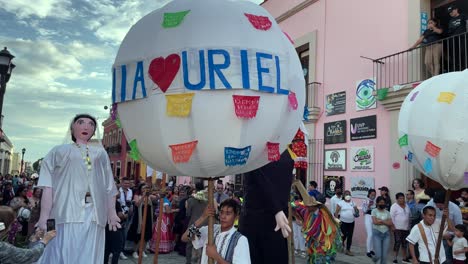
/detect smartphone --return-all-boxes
[46,219,55,232]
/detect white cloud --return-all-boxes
[83,0,169,44]
[0,0,72,19]
[4,38,83,82]
[67,41,113,61]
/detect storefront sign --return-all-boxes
[324,148,346,171]
[324,175,345,198]
[356,78,377,111]
[324,120,347,144]
[325,91,346,116]
[350,146,374,171]
[350,115,377,141]
[350,176,375,199]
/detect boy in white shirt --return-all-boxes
[182,199,250,264]
[447,224,468,264]
[406,206,454,264]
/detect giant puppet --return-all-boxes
[398,69,468,261]
[112,0,306,262]
[36,114,120,263]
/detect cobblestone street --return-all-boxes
[118,247,374,264]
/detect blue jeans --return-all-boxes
[372,229,390,264]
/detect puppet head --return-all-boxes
[70,114,97,144]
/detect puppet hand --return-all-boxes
[107,212,121,231]
[274,211,291,238]
[35,218,47,232]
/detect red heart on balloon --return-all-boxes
[148,54,181,93]
[244,13,272,31]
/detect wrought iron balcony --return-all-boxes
[372,31,467,110]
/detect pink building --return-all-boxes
[262,0,467,248]
[102,117,146,182]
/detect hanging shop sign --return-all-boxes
[350,115,377,141]
[324,148,346,171]
[324,120,347,144]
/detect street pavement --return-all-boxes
[118,245,377,264]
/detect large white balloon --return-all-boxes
[398,70,468,190]
[112,0,305,177]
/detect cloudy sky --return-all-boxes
[0,0,264,164]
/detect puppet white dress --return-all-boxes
[36,143,117,263]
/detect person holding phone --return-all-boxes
[35,114,120,264]
[0,206,56,264]
[410,18,443,76]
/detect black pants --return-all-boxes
[340,221,355,251]
[104,229,124,264]
[239,209,288,264]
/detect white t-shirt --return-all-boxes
[390,203,410,230]
[337,200,356,223]
[330,195,342,215]
[452,236,467,261]
[406,220,446,263]
[192,224,251,264]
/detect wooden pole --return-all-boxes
[208,178,215,264]
[153,173,167,264]
[434,189,451,263]
[138,189,149,264]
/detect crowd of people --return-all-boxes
[2,168,468,264]
[292,179,468,264]
[0,113,467,264]
[0,170,244,263]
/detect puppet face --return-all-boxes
[72,117,96,143]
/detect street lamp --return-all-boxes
[0,47,15,129]
[21,147,26,174]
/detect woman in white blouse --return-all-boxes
[334,190,359,256]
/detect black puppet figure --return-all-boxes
[239,150,294,264]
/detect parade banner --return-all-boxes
[266,142,280,161]
[224,146,252,166]
[325,91,346,116]
[350,146,374,171]
[169,140,198,163]
[350,176,375,199]
[324,148,346,171]
[324,175,344,198]
[356,78,377,111]
[288,92,298,110]
[166,93,195,117]
[324,120,347,144]
[350,115,377,141]
[112,47,291,104]
[233,95,260,118]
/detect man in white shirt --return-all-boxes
[390,192,411,263]
[118,177,133,259]
[182,199,250,264]
[329,187,343,216]
[407,206,454,264]
[425,190,463,263]
[214,182,229,205]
